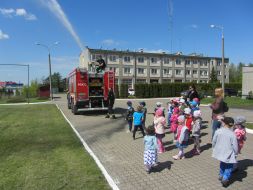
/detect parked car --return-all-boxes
[225,88,238,97]
[128,88,135,96]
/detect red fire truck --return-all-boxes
[67,67,115,114]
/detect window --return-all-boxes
[138,68,144,74]
[193,70,198,74]
[137,79,146,84]
[204,61,208,66]
[122,79,132,85]
[164,58,170,64]
[124,68,131,74]
[151,69,157,75]
[211,60,214,65]
[200,61,203,66]
[92,54,102,61]
[176,59,181,65]
[186,70,191,75]
[217,61,221,66]
[185,60,191,65]
[124,56,131,62]
[163,69,171,75]
[151,57,157,63]
[109,55,116,62]
[176,69,182,75]
[138,57,144,63]
[217,71,221,76]
[193,60,198,64]
[109,67,116,72]
[200,70,208,76]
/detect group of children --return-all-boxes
[125,98,248,187]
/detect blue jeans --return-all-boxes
[167,112,172,126]
[128,120,133,131]
[220,162,233,181]
[212,119,221,139]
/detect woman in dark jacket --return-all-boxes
[187,84,199,102]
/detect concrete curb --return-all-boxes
[0,101,52,106]
[246,122,253,134]
[55,104,120,190]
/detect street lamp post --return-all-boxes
[210,24,225,94]
[36,42,59,100]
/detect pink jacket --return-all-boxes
[234,128,246,142]
[154,116,166,134]
[170,113,178,132]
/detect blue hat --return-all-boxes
[190,101,198,107]
[127,101,132,106]
[140,101,146,106]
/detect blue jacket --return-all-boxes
[133,112,144,126]
[144,135,157,151]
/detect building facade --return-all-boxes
[242,66,253,98]
[80,48,229,88]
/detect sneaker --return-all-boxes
[221,180,230,187]
[218,176,223,181]
[172,155,179,160]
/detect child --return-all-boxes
[173,115,189,160]
[154,102,165,117]
[190,101,199,114]
[191,110,202,155]
[170,104,180,142]
[125,101,135,132]
[212,117,238,187]
[234,116,247,154]
[184,108,193,132]
[133,105,145,140]
[154,108,166,153]
[140,101,147,129]
[167,99,174,127]
[144,125,158,174]
[179,98,187,115]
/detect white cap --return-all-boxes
[179,99,185,104]
[156,102,162,106]
[184,108,191,115]
[193,110,202,118]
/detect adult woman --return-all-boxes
[209,88,225,138]
[187,84,199,102]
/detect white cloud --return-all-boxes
[190,24,198,29]
[0,8,37,21]
[39,0,84,50]
[101,39,120,46]
[0,8,15,17]
[0,30,9,40]
[141,48,169,53]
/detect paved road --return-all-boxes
[55,95,253,190]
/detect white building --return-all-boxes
[80,47,229,88]
[242,66,253,98]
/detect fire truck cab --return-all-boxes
[67,67,115,114]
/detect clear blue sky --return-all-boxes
[0,0,253,84]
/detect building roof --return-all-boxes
[87,47,229,61]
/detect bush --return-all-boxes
[134,83,242,98]
[6,96,27,103]
[119,84,128,98]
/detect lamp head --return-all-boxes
[210,24,215,28]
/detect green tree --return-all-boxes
[209,66,218,83]
[22,80,39,98]
[43,72,65,91]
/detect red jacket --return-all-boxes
[185,116,193,131]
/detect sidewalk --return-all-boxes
[55,95,253,190]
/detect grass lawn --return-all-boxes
[201,97,253,108]
[0,104,110,190]
[0,96,49,104]
[246,123,253,130]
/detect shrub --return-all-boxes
[6,96,27,103]
[119,84,128,98]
